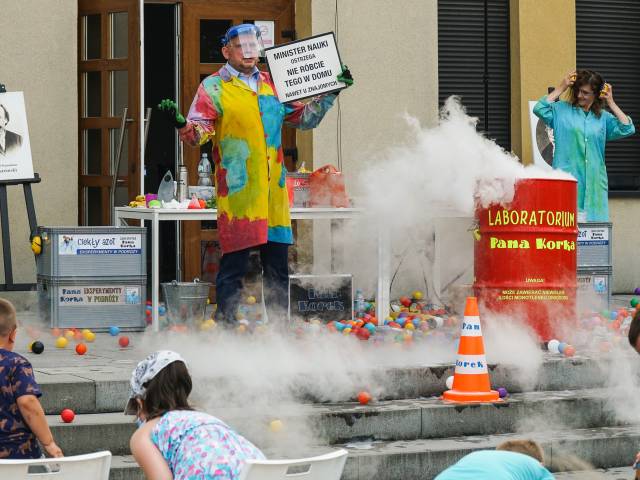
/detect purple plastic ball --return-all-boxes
[497,387,508,398]
[635,287,640,295]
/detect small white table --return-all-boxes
[113,207,381,331]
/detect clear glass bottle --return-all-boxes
[197,153,212,186]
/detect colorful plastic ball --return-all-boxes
[365,323,376,334]
[445,375,454,390]
[60,409,75,423]
[64,330,75,339]
[558,342,567,354]
[412,290,424,300]
[564,345,576,357]
[158,306,166,316]
[51,328,62,337]
[118,336,130,348]
[269,419,283,433]
[55,337,68,349]
[635,288,640,295]
[31,341,44,354]
[631,298,639,308]
[75,343,87,355]
[497,387,508,398]
[356,328,370,341]
[547,339,560,354]
[399,296,412,307]
[109,326,120,336]
[357,391,372,405]
[73,330,84,342]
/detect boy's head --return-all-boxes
[0,298,17,349]
[496,439,545,463]
[628,309,640,354]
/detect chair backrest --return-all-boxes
[238,449,348,480]
[0,451,111,479]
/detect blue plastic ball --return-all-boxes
[158,306,166,315]
[109,326,120,336]
[558,342,567,354]
[395,317,406,327]
[412,318,421,328]
[610,311,618,320]
[365,323,376,334]
[334,322,345,331]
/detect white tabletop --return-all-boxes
[114,206,364,221]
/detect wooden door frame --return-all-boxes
[180,1,295,283]
[78,0,140,225]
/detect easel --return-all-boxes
[0,82,40,291]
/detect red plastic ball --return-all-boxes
[355,328,370,341]
[118,336,130,348]
[357,391,372,405]
[75,343,87,355]
[564,345,576,357]
[399,296,412,307]
[60,408,75,423]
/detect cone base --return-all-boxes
[442,389,501,403]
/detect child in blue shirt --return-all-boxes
[435,439,555,480]
[0,298,62,459]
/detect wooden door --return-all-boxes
[78,0,140,225]
[181,1,296,284]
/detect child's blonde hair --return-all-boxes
[496,439,545,463]
[0,298,17,336]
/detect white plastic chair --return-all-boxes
[0,451,111,479]
[239,449,348,480]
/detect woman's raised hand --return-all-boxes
[559,70,577,91]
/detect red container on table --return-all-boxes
[474,178,578,341]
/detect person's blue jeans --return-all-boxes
[215,241,289,326]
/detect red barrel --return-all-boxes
[474,178,578,341]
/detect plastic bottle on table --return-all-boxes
[197,153,212,186]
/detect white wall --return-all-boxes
[610,199,640,293]
[0,0,77,305]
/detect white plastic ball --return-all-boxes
[547,339,560,354]
[446,375,454,390]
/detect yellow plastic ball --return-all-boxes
[404,323,415,330]
[64,330,75,339]
[55,337,68,349]
[246,295,257,305]
[412,291,424,300]
[269,419,284,433]
[343,328,352,335]
[31,236,42,255]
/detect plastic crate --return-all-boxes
[36,226,146,278]
[577,266,611,311]
[577,222,612,268]
[38,275,146,331]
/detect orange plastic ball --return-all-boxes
[75,343,87,355]
[357,391,372,405]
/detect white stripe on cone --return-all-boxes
[460,315,482,337]
[454,354,489,374]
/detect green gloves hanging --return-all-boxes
[337,65,354,87]
[157,99,186,128]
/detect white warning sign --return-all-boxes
[454,355,489,374]
[265,32,346,102]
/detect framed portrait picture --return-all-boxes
[0,91,35,181]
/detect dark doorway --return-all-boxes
[144,3,177,283]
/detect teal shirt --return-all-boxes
[435,450,555,480]
[533,96,635,222]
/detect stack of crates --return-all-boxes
[577,222,612,311]
[36,226,147,331]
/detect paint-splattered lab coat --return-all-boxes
[179,65,336,253]
[533,96,635,221]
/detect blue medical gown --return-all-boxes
[533,96,635,221]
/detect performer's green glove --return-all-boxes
[157,99,186,128]
[337,65,354,87]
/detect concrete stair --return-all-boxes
[34,356,640,480]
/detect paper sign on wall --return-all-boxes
[255,20,275,49]
[58,233,142,255]
[265,32,346,102]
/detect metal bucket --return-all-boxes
[161,279,212,327]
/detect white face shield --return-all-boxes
[229,26,265,59]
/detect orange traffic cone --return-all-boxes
[443,296,500,403]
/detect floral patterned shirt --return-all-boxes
[151,410,265,479]
[0,349,42,459]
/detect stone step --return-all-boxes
[38,356,611,415]
[555,467,635,479]
[106,426,640,480]
[48,388,625,457]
